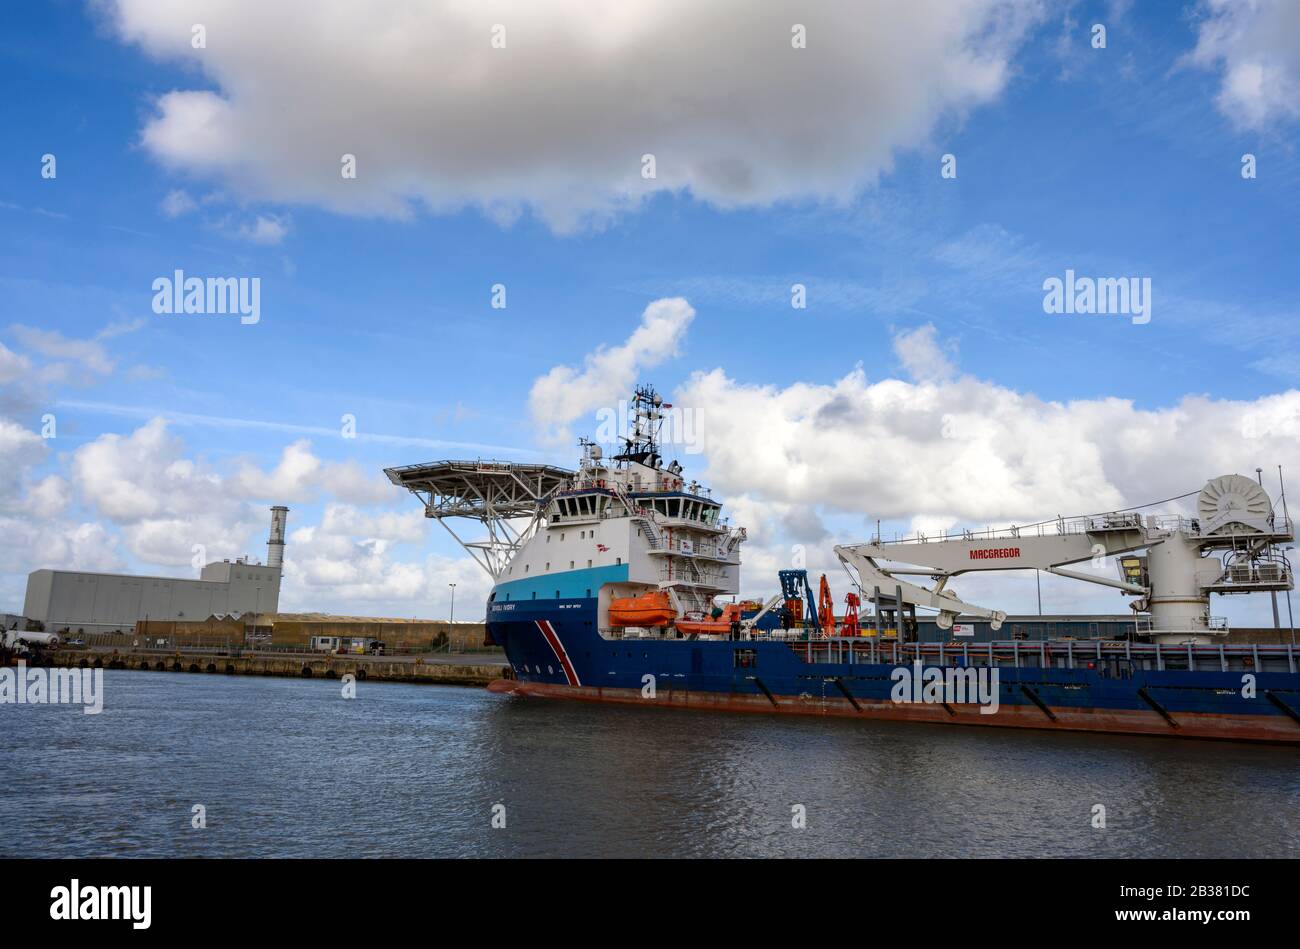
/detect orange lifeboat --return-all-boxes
[609,590,675,627]
[674,603,742,636]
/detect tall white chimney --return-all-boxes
[268,505,288,569]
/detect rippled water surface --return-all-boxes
[3,671,1298,857]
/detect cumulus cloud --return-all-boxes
[892,324,958,384]
[101,0,1044,231]
[678,367,1300,529]
[530,296,694,445]
[318,460,397,505]
[281,521,489,616]
[317,503,427,544]
[0,519,125,581]
[0,416,129,605]
[234,213,289,245]
[1188,0,1300,128]
[0,418,49,510]
[227,440,395,505]
[227,439,325,503]
[27,475,71,520]
[68,418,258,564]
[45,417,471,611]
[160,188,197,217]
[72,418,222,523]
[0,342,32,385]
[1,325,467,613]
[672,365,1300,623]
[8,324,116,378]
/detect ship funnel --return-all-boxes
[267,505,289,569]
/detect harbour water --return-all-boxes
[3,672,1298,858]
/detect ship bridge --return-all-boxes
[384,460,573,579]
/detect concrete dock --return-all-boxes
[45,647,510,687]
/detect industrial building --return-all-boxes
[23,506,288,635]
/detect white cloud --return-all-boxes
[227,439,323,502]
[119,516,262,567]
[530,296,694,444]
[892,323,957,384]
[0,518,125,581]
[678,366,1300,528]
[1188,0,1300,128]
[0,342,32,385]
[8,324,115,377]
[161,188,197,217]
[102,0,1045,232]
[72,418,221,522]
[317,503,426,544]
[235,213,288,245]
[319,459,400,505]
[125,364,169,382]
[0,394,469,613]
[27,475,71,520]
[0,417,127,607]
[671,366,1300,625]
[68,419,257,564]
[281,521,488,616]
[0,418,49,509]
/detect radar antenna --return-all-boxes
[612,384,668,468]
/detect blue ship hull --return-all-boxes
[487,595,1300,744]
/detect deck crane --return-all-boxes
[817,574,837,638]
[841,590,861,637]
[776,569,819,630]
[835,474,1295,646]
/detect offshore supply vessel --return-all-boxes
[386,385,1300,744]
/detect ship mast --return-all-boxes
[612,384,668,470]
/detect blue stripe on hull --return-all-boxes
[491,564,628,602]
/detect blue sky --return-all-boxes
[1,0,1298,624]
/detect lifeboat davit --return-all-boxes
[608,590,675,627]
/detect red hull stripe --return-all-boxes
[535,620,581,687]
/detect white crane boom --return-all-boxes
[835,474,1295,644]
